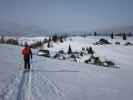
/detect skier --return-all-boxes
[22,42,32,70]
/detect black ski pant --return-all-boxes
[24,56,30,69]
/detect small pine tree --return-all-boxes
[52,35,58,42]
[94,32,97,36]
[6,39,19,45]
[86,47,94,55]
[60,36,63,43]
[47,42,50,48]
[128,32,132,37]
[0,35,5,43]
[68,45,72,54]
[123,33,127,40]
[111,32,114,39]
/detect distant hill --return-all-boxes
[0,20,49,37]
[95,25,133,33]
[1,20,133,37]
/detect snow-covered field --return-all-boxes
[48,36,133,68]
[0,36,133,100]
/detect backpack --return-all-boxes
[22,47,31,56]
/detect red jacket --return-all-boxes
[22,47,32,58]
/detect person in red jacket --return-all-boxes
[22,42,32,70]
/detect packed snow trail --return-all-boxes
[1,69,32,100]
[2,68,70,100]
[16,70,32,100]
[27,70,32,100]
[31,69,67,100]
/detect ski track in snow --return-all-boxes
[15,69,32,100]
[0,72,21,100]
[32,67,67,100]
[1,67,68,100]
[0,69,32,100]
[0,73,19,100]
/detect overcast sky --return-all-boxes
[0,0,132,32]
